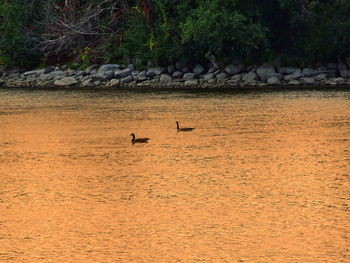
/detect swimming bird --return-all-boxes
[176,121,195,132]
[130,133,150,144]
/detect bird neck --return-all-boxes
[176,122,179,129]
[131,134,135,141]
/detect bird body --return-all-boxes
[130,133,150,143]
[176,121,195,132]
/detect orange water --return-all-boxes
[0,88,349,262]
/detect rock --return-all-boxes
[103,71,115,80]
[224,64,242,75]
[48,69,65,78]
[160,74,172,82]
[146,67,165,77]
[183,73,196,81]
[337,63,348,72]
[54,77,79,86]
[207,63,218,74]
[213,70,222,76]
[184,79,199,87]
[277,67,300,75]
[340,70,350,78]
[333,77,345,84]
[115,68,132,79]
[302,68,315,77]
[242,72,257,84]
[267,76,281,85]
[182,66,191,73]
[121,75,133,83]
[288,80,301,86]
[172,71,184,79]
[256,66,275,81]
[203,73,214,81]
[193,64,205,75]
[175,60,186,71]
[109,79,120,86]
[167,65,175,74]
[269,73,283,80]
[85,64,99,74]
[94,81,102,86]
[311,70,337,78]
[216,72,228,81]
[207,79,217,84]
[134,71,147,82]
[284,72,303,81]
[98,64,120,74]
[127,64,135,70]
[231,74,242,82]
[23,68,50,77]
[315,74,327,81]
[300,77,316,85]
[83,74,106,82]
[81,79,94,87]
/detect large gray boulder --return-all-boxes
[278,67,300,75]
[267,76,281,85]
[167,65,175,74]
[183,73,196,81]
[121,75,134,83]
[207,63,218,74]
[81,79,94,87]
[134,71,147,82]
[115,68,132,79]
[160,74,172,82]
[284,72,303,81]
[85,64,99,74]
[23,67,54,77]
[224,64,242,75]
[315,74,327,81]
[184,79,199,87]
[256,66,276,81]
[216,72,228,81]
[302,68,315,77]
[203,73,215,81]
[288,80,301,86]
[98,64,120,74]
[300,77,316,85]
[54,77,79,86]
[48,69,66,79]
[340,71,350,78]
[337,63,348,72]
[109,79,120,86]
[193,64,205,76]
[242,72,258,83]
[172,71,184,79]
[146,67,165,77]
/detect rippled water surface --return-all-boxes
[0,88,349,262]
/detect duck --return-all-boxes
[176,121,195,132]
[130,133,150,144]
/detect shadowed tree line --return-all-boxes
[0,0,349,68]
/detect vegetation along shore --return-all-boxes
[1,1,350,89]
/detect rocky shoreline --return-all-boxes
[1,62,350,89]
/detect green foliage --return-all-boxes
[0,0,43,68]
[0,0,350,68]
[302,0,350,62]
[181,0,268,63]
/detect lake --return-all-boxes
[0,87,349,262]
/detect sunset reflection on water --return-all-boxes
[0,88,349,262]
